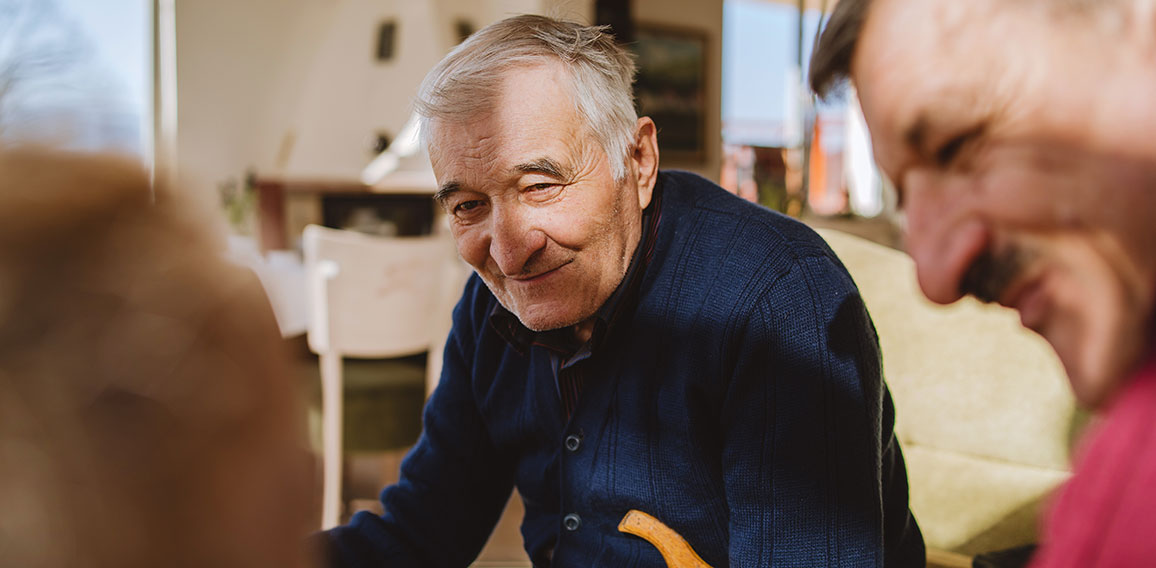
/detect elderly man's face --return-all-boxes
[853,0,1156,408]
[430,62,655,333]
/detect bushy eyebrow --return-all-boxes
[433,181,462,206]
[904,115,930,155]
[513,158,574,181]
[434,157,574,207]
[904,111,989,162]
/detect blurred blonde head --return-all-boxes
[0,148,313,568]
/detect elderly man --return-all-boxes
[810,0,1156,565]
[321,14,923,567]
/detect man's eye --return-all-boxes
[523,183,565,201]
[935,135,967,167]
[934,124,985,168]
[454,200,484,214]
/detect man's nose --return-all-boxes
[488,205,547,277]
[903,170,989,305]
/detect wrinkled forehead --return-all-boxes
[856,0,1014,69]
[426,64,595,184]
[427,63,583,138]
[429,62,577,123]
[851,0,1021,168]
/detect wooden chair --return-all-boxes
[303,224,453,529]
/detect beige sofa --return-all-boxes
[817,229,1081,565]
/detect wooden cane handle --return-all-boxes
[618,509,714,568]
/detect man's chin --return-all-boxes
[517,312,585,333]
[1065,367,1118,410]
[1059,338,1145,410]
[502,300,588,333]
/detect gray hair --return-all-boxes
[415,14,638,181]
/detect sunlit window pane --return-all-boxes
[0,0,150,158]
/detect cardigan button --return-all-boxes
[563,513,581,531]
[564,433,582,452]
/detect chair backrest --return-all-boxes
[303,225,452,359]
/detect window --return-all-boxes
[0,0,151,159]
[722,0,884,217]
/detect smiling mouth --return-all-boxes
[507,259,574,283]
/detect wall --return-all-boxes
[174,0,719,201]
[279,0,448,179]
[635,0,723,181]
[176,0,570,195]
[174,0,330,196]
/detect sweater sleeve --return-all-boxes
[720,253,923,567]
[320,284,518,567]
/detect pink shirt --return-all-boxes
[1031,354,1156,567]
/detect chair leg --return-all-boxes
[320,352,343,529]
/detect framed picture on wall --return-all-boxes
[632,24,707,165]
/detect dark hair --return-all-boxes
[809,0,873,98]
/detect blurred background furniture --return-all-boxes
[303,224,457,528]
[255,178,440,253]
[817,229,1083,568]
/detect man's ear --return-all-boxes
[631,117,659,209]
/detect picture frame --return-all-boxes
[631,24,708,164]
[375,20,397,62]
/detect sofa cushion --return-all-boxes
[904,444,1068,554]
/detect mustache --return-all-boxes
[959,246,1032,303]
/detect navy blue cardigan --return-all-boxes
[323,171,924,567]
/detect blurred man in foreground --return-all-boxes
[321,13,923,567]
[0,148,315,568]
[811,0,1156,564]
